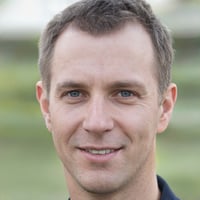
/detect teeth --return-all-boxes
[86,149,115,155]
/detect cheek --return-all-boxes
[119,106,159,135]
[115,106,160,151]
[49,112,80,165]
[49,105,83,149]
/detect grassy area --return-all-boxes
[0,49,200,200]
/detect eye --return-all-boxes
[67,90,81,97]
[60,90,86,104]
[60,90,83,99]
[118,90,134,97]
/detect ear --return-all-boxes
[36,81,52,132]
[157,83,177,134]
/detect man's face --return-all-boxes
[37,23,175,195]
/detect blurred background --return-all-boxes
[0,0,199,199]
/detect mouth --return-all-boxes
[84,149,116,155]
[78,146,123,162]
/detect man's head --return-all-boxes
[36,0,177,199]
[38,0,173,97]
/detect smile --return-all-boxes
[85,149,115,155]
[78,147,123,163]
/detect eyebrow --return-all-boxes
[107,80,145,89]
[55,80,147,94]
[55,81,89,92]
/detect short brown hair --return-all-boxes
[38,0,173,96]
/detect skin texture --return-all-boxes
[36,22,177,200]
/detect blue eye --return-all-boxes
[68,90,81,97]
[119,90,133,97]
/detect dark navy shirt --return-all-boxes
[158,175,180,200]
[68,176,180,200]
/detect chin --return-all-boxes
[81,181,120,195]
[76,171,129,195]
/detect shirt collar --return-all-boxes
[157,175,180,200]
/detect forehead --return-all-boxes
[51,22,156,89]
[53,22,155,60]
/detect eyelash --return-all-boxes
[67,90,81,97]
[61,90,84,98]
[117,90,136,97]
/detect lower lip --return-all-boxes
[79,149,121,163]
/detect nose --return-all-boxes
[82,97,114,134]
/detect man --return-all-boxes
[36,0,180,199]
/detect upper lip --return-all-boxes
[78,146,123,151]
